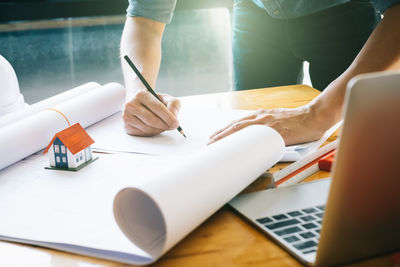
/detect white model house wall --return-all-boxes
[67,149,84,169]
[48,145,56,167]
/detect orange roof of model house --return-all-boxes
[43,123,94,155]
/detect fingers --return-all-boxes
[208,105,329,146]
[208,109,271,145]
[123,114,164,136]
[209,113,258,140]
[159,93,181,117]
[142,92,179,129]
[123,90,180,136]
[208,118,261,145]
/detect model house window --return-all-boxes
[76,157,79,163]
[54,145,59,153]
[56,156,60,163]
[80,153,83,160]
[61,145,66,154]
[62,157,66,163]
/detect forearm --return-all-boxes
[120,17,165,98]
[310,3,400,128]
[120,17,181,136]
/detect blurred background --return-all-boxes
[0,0,233,104]
[0,0,310,104]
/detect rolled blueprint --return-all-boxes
[0,83,126,170]
[0,82,100,128]
[113,125,285,264]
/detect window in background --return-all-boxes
[0,8,233,104]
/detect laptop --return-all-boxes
[229,71,400,266]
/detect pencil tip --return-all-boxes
[180,130,186,138]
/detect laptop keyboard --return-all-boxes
[255,204,325,255]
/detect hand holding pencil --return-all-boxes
[122,55,185,137]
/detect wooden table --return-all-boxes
[0,85,394,266]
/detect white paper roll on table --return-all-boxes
[0,82,100,128]
[114,125,285,263]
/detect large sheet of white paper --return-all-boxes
[87,105,335,162]
[0,125,284,265]
[0,153,163,264]
[87,106,252,155]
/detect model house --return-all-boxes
[44,123,95,170]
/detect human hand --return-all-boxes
[208,105,330,146]
[123,90,181,136]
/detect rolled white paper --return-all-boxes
[114,125,284,264]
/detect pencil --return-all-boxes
[124,55,186,138]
